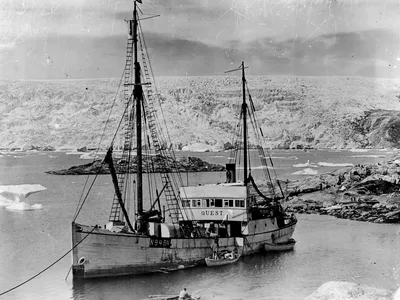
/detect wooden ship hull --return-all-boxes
[72,219,296,278]
[264,238,296,251]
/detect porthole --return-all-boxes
[78,257,86,265]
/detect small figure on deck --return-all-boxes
[212,236,219,259]
[206,222,216,236]
[179,287,191,300]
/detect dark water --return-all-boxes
[0,149,399,300]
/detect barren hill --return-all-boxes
[1,76,400,150]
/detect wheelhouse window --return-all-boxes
[192,199,201,207]
[204,199,214,207]
[182,200,190,207]
[224,200,229,207]
[229,200,234,207]
[235,200,245,207]
[215,199,223,207]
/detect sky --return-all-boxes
[0,0,399,79]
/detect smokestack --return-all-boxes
[226,163,236,183]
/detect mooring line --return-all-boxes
[0,226,96,297]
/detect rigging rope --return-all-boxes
[245,81,286,199]
[72,96,134,222]
[0,226,97,297]
[138,19,197,224]
[73,68,125,220]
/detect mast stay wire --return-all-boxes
[0,226,97,297]
[245,81,285,199]
[138,20,197,223]
[73,68,126,221]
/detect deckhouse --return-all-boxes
[178,183,251,223]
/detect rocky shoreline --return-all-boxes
[45,155,226,175]
[283,151,400,224]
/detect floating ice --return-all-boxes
[79,151,99,160]
[349,148,370,152]
[6,202,43,211]
[292,168,318,175]
[0,196,14,207]
[318,162,354,167]
[269,156,298,160]
[293,160,318,168]
[0,184,47,203]
[350,155,386,158]
[237,166,271,170]
[0,184,46,211]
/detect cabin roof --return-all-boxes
[179,185,246,199]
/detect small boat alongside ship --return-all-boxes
[70,0,297,279]
[205,253,241,267]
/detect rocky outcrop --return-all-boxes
[284,152,400,223]
[304,281,393,300]
[21,145,55,151]
[45,155,225,175]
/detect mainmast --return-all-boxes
[132,1,145,230]
[225,62,249,184]
[241,61,247,184]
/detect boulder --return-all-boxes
[22,145,37,151]
[77,146,88,152]
[223,142,235,150]
[38,145,55,151]
[304,281,392,300]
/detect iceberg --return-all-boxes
[79,151,100,160]
[318,162,354,167]
[350,155,386,158]
[349,148,370,152]
[6,203,43,211]
[268,156,298,160]
[292,168,318,175]
[0,184,47,202]
[181,143,213,152]
[0,184,46,210]
[293,160,318,168]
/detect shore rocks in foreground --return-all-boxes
[45,155,225,175]
[304,281,394,300]
[285,193,400,223]
[283,152,400,224]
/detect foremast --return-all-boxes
[106,1,145,232]
[132,1,145,231]
[106,1,184,232]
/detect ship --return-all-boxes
[71,0,297,279]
